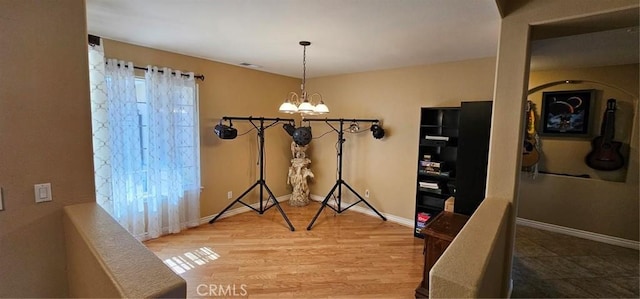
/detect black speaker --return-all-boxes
[214,124,237,139]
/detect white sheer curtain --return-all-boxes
[88,44,112,210]
[105,58,147,236]
[88,44,200,241]
[144,66,201,237]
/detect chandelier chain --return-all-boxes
[302,44,307,90]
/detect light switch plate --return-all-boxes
[34,183,52,203]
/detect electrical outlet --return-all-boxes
[227,191,233,199]
[365,189,370,198]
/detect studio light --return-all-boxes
[371,124,385,139]
[283,122,313,146]
[348,121,360,133]
[283,123,296,136]
[278,41,329,116]
[214,120,237,139]
[292,126,312,146]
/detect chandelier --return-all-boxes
[279,41,329,115]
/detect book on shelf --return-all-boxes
[417,212,430,220]
[419,184,439,190]
[415,212,432,233]
[420,160,443,168]
[419,168,450,176]
[426,170,450,177]
[423,154,431,161]
[424,166,441,172]
[419,181,439,189]
[417,212,431,223]
[425,135,449,141]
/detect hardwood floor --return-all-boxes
[146,201,640,298]
[144,201,424,298]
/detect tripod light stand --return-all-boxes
[209,116,296,231]
[305,118,387,230]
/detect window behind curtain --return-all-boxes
[133,78,200,198]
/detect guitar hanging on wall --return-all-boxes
[522,101,540,168]
[585,99,624,171]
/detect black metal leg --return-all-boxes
[209,180,296,231]
[263,183,295,231]
[307,181,340,230]
[209,116,298,231]
[209,181,260,224]
[342,181,387,221]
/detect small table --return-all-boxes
[415,211,469,298]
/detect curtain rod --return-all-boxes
[89,34,205,81]
[108,62,205,81]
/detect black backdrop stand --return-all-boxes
[208,116,296,231]
[305,118,387,230]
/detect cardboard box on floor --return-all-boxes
[445,197,454,212]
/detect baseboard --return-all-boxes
[200,193,414,228]
[516,217,639,250]
[199,194,291,225]
[309,194,414,228]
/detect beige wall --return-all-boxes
[490,0,639,296]
[519,64,639,240]
[102,40,299,219]
[0,0,95,297]
[101,41,498,222]
[306,58,496,220]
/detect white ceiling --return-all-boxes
[86,0,638,79]
[86,0,501,78]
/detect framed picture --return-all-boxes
[540,89,595,137]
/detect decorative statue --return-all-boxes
[287,141,314,206]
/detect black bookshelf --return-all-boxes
[414,102,492,238]
[415,107,460,237]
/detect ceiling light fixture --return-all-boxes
[279,41,329,115]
